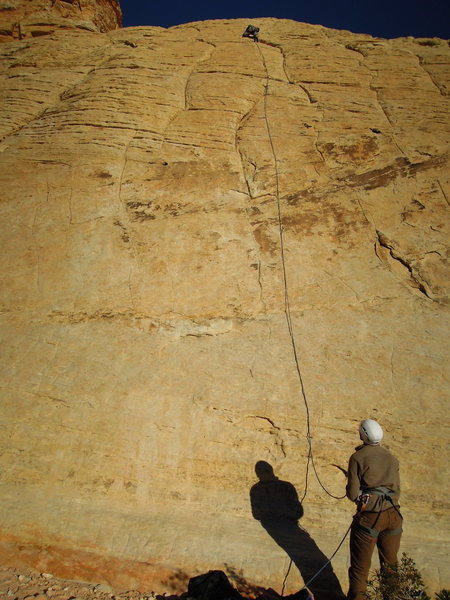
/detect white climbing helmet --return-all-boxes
[359,419,384,445]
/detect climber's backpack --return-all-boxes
[187,570,242,600]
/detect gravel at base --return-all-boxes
[0,567,160,600]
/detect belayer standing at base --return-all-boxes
[346,419,403,600]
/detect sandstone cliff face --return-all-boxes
[0,2,449,597]
[0,0,121,40]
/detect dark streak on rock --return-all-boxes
[113,219,130,243]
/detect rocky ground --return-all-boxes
[0,566,159,600]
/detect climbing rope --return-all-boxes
[280,559,293,596]
[254,41,346,503]
[299,523,352,593]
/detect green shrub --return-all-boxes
[435,592,450,600]
[365,553,431,600]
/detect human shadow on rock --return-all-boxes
[250,461,344,599]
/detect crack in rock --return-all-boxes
[251,415,287,458]
[375,230,434,301]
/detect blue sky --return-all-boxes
[120,0,450,39]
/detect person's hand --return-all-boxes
[332,464,348,477]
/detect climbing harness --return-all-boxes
[353,486,403,539]
[359,486,402,515]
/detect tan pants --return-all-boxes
[347,506,402,600]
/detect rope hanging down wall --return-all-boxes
[254,41,345,503]
[254,37,352,598]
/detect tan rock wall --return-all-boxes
[0,9,449,597]
[0,0,121,40]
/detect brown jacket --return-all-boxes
[346,443,400,512]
